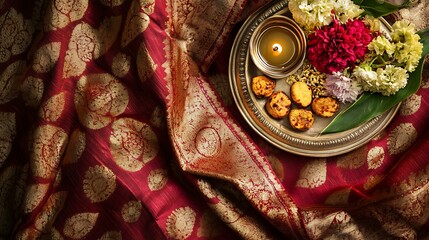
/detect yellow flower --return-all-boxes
[391,20,423,72]
[368,35,396,56]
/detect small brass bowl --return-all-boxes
[250,15,306,79]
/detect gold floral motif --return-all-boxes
[83,165,116,203]
[63,128,86,165]
[388,123,417,155]
[400,94,422,116]
[63,16,121,78]
[109,118,159,172]
[63,212,99,239]
[0,112,15,167]
[98,231,122,240]
[121,0,155,47]
[296,159,327,188]
[147,169,168,191]
[31,125,68,179]
[74,73,129,129]
[195,127,221,157]
[40,92,66,122]
[324,188,351,205]
[0,61,24,104]
[137,42,157,83]
[34,191,68,232]
[166,207,196,240]
[21,77,44,107]
[336,147,366,169]
[121,200,142,223]
[367,146,385,170]
[44,0,88,30]
[99,0,125,7]
[33,42,61,73]
[0,8,33,63]
[112,52,131,78]
[23,183,50,213]
[363,175,384,190]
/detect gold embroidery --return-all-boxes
[166,207,196,239]
[34,191,68,232]
[74,73,129,129]
[388,123,417,155]
[0,8,33,63]
[63,212,99,239]
[121,0,155,47]
[121,200,142,223]
[23,183,50,213]
[363,175,384,190]
[33,42,61,73]
[0,61,24,104]
[267,155,285,182]
[336,147,366,169]
[195,127,221,157]
[147,169,168,191]
[44,0,88,31]
[98,231,122,240]
[63,128,86,165]
[83,165,116,203]
[31,125,68,179]
[324,188,351,205]
[0,112,15,167]
[21,77,44,107]
[40,92,66,122]
[400,94,421,116]
[112,52,131,78]
[109,118,159,172]
[99,0,125,7]
[63,16,121,78]
[367,146,385,170]
[136,42,157,83]
[296,159,327,188]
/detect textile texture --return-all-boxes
[0,0,428,239]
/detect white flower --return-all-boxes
[289,0,334,29]
[333,0,364,24]
[325,72,361,103]
[354,65,408,96]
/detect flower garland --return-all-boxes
[289,0,423,102]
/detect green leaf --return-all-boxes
[353,0,410,17]
[322,28,429,134]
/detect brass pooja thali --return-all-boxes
[228,0,400,157]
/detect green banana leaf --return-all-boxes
[352,0,410,17]
[322,27,429,134]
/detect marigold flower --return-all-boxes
[307,18,373,74]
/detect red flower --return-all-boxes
[307,18,373,74]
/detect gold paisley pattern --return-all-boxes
[166,207,196,240]
[367,146,385,170]
[21,77,44,107]
[137,42,157,83]
[147,169,168,191]
[388,123,418,155]
[400,94,422,116]
[98,231,122,240]
[121,0,155,47]
[63,212,99,239]
[112,52,131,78]
[121,200,142,223]
[31,125,68,179]
[296,159,327,188]
[63,16,121,78]
[44,0,89,31]
[0,61,24,104]
[40,92,66,122]
[33,42,61,73]
[336,147,366,169]
[83,165,116,203]
[0,112,15,167]
[23,183,50,213]
[74,73,129,129]
[63,129,86,165]
[0,8,33,63]
[99,0,125,7]
[34,191,68,232]
[109,118,159,172]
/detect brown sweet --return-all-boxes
[265,91,292,119]
[289,108,314,131]
[290,81,312,107]
[251,75,276,98]
[312,96,339,118]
